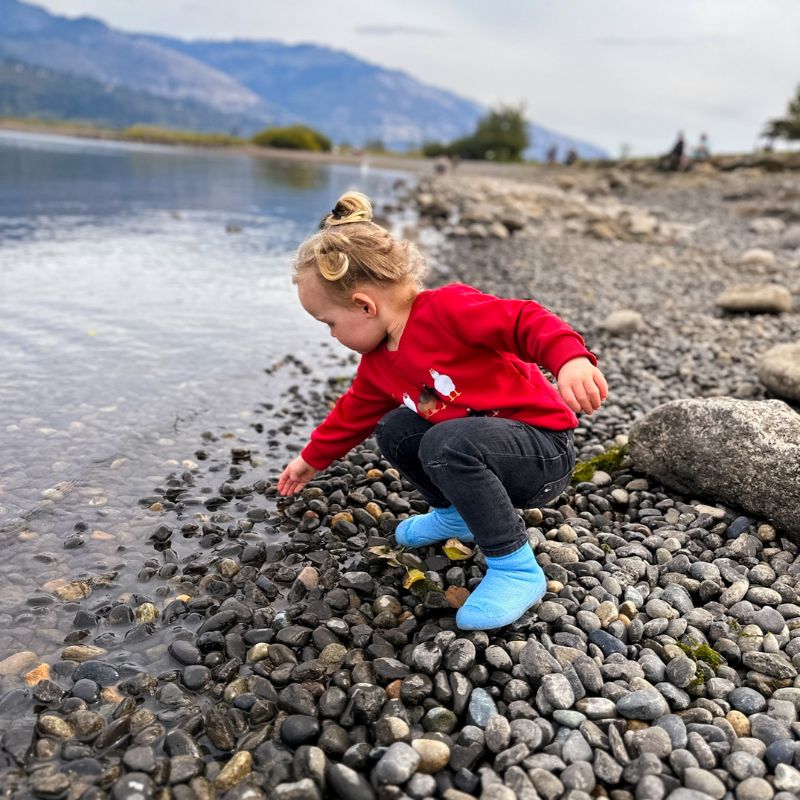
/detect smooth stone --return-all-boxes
[485,715,511,754]
[540,673,575,710]
[280,715,321,749]
[411,738,451,773]
[326,763,374,800]
[735,776,775,800]
[111,773,155,800]
[683,767,726,799]
[589,629,627,657]
[561,730,592,763]
[373,742,420,785]
[72,661,120,687]
[273,779,321,800]
[214,751,252,791]
[617,690,669,720]
[759,342,800,403]
[467,688,497,728]
[168,640,202,666]
[728,688,767,715]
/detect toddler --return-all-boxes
[278,191,607,630]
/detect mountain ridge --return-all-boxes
[0,0,607,159]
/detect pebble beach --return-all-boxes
[2,161,800,800]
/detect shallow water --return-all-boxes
[0,131,409,676]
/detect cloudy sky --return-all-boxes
[37,0,800,156]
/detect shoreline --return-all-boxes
[3,118,800,178]
[3,163,800,797]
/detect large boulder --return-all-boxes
[759,342,800,402]
[715,284,792,314]
[628,398,800,540]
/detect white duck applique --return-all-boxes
[402,393,417,412]
[429,369,460,401]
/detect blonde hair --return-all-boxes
[293,191,426,301]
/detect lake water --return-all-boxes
[0,131,410,683]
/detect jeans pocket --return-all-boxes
[524,469,573,509]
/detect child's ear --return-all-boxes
[351,291,377,317]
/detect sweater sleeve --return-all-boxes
[301,366,398,471]
[433,284,597,376]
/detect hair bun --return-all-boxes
[317,250,350,281]
[324,191,373,227]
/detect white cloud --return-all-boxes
[354,25,445,37]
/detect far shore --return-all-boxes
[0,117,536,178]
[2,117,799,177]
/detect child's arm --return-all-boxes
[277,455,318,496]
[556,356,608,415]
[434,284,607,412]
[277,368,396,496]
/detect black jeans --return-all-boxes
[375,407,575,557]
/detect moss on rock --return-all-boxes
[678,640,724,669]
[572,445,628,485]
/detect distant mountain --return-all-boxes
[0,0,607,159]
[149,38,490,150]
[0,57,262,132]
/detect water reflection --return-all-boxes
[0,131,410,682]
[253,157,328,191]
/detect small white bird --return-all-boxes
[429,369,460,400]
[402,393,417,412]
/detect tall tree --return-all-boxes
[448,104,530,162]
[764,84,800,141]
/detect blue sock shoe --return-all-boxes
[456,542,546,630]
[394,505,475,548]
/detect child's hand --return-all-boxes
[277,455,318,496]
[557,357,608,415]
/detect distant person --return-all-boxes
[433,155,451,176]
[660,131,685,171]
[546,144,558,164]
[278,191,607,630]
[692,133,711,162]
[564,148,578,166]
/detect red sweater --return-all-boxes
[301,283,597,470]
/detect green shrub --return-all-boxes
[421,141,448,157]
[251,125,332,152]
[121,125,241,146]
[423,106,529,163]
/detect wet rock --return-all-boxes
[280,715,321,749]
[214,751,252,791]
[326,762,375,800]
[0,650,38,676]
[111,772,155,800]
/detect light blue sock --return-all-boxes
[394,505,475,548]
[456,542,546,630]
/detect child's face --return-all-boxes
[297,276,386,355]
